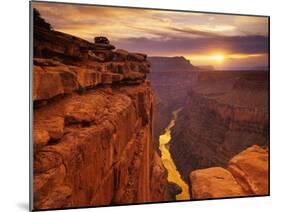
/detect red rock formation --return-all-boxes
[189,145,268,199]
[190,167,246,199]
[170,71,268,181]
[32,12,169,210]
[148,56,198,147]
[228,145,268,195]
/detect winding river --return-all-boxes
[159,108,190,200]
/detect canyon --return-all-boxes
[169,70,268,181]
[148,56,198,147]
[32,10,171,210]
[149,57,269,199]
[32,9,269,210]
[158,108,190,200]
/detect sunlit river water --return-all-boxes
[159,108,190,200]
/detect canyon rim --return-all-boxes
[31,2,269,210]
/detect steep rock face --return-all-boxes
[150,152,172,202]
[148,57,198,146]
[170,71,268,181]
[33,15,169,210]
[189,145,268,199]
[148,56,198,73]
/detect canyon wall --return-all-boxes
[170,71,269,182]
[148,57,198,146]
[32,11,169,210]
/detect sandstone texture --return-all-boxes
[189,145,268,199]
[33,10,169,210]
[190,167,246,199]
[228,145,268,195]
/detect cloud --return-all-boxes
[167,26,223,37]
[32,2,268,68]
[113,35,268,56]
[33,2,268,40]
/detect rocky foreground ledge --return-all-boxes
[189,145,268,199]
[32,10,170,210]
[33,32,150,102]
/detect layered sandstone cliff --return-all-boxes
[32,10,169,210]
[189,145,268,199]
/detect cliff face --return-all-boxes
[170,71,268,182]
[32,15,169,210]
[189,145,268,199]
[148,56,199,73]
[148,57,198,147]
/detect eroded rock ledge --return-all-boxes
[33,13,169,210]
[189,145,268,199]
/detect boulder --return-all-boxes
[94,36,110,44]
[228,145,268,195]
[189,167,246,199]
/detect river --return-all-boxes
[159,108,190,200]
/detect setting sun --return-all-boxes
[210,54,225,62]
[186,53,226,65]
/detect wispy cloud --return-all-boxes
[32,2,268,68]
[114,35,268,55]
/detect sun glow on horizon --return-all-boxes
[187,53,226,64]
[209,54,225,63]
[185,53,265,67]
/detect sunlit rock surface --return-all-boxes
[189,145,268,199]
[190,167,246,199]
[228,145,268,195]
[33,12,169,210]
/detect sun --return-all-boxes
[184,53,226,65]
[210,54,225,63]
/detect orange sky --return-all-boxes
[33,2,269,70]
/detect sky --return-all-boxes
[33,2,269,70]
